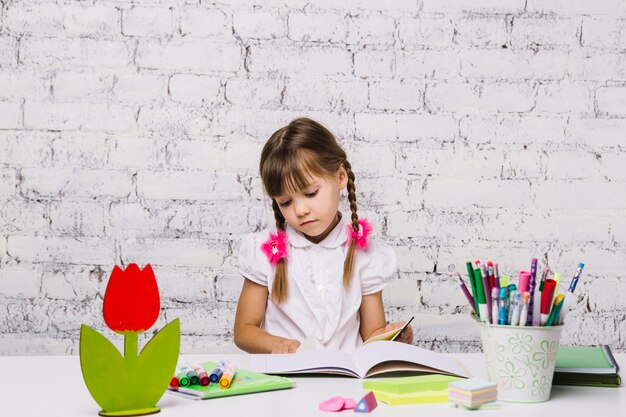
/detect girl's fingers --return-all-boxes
[400,326,413,343]
[273,339,301,354]
[289,340,301,353]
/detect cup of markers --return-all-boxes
[456,260,585,403]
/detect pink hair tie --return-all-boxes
[346,218,372,249]
[261,230,288,265]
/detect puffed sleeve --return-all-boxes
[238,232,271,287]
[358,240,397,295]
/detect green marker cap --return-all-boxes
[176,372,190,387]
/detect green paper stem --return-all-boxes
[124,332,139,366]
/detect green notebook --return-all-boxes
[553,345,621,387]
[168,361,294,399]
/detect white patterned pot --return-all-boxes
[478,322,563,403]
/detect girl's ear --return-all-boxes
[338,166,348,190]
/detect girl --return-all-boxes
[234,117,413,353]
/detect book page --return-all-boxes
[242,349,360,378]
[362,327,402,345]
[353,341,472,378]
[362,318,414,345]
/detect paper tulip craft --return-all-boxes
[80,264,180,416]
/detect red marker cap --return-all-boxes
[199,374,210,386]
[541,279,557,315]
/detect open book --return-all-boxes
[238,341,471,379]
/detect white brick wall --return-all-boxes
[1,1,625,355]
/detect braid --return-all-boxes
[343,160,359,232]
[271,199,286,231]
[270,199,288,304]
[342,160,358,286]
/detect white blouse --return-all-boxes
[238,213,397,352]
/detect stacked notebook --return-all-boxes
[553,345,621,387]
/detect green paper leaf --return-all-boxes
[137,319,181,406]
[80,324,126,410]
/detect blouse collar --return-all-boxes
[285,212,351,249]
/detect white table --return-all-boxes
[2,353,624,416]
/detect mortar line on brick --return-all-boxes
[577,18,584,48]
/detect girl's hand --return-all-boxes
[385,321,414,344]
[271,338,301,354]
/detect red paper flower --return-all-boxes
[103,263,160,333]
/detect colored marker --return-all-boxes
[510,291,521,326]
[487,261,495,290]
[179,364,199,385]
[481,263,490,290]
[508,284,516,300]
[507,284,516,320]
[532,286,542,326]
[546,294,565,326]
[481,266,493,324]
[552,273,561,305]
[473,267,489,323]
[568,263,584,292]
[539,268,549,290]
[508,289,516,324]
[558,263,585,325]
[219,365,237,389]
[527,258,538,325]
[175,370,190,387]
[498,287,508,325]
[493,262,500,289]
[170,376,180,388]
[499,275,509,288]
[466,262,480,317]
[540,279,557,325]
[519,291,530,327]
[532,268,547,326]
[551,299,565,326]
[518,271,530,293]
[194,364,210,386]
[209,360,227,383]
[456,272,476,315]
[491,287,500,325]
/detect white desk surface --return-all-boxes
[2,353,624,417]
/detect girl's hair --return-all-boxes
[260,117,360,304]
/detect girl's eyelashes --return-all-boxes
[276,189,318,206]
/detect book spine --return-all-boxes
[602,345,620,373]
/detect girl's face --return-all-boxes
[274,168,348,244]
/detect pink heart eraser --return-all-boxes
[343,398,357,409]
[319,396,345,412]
